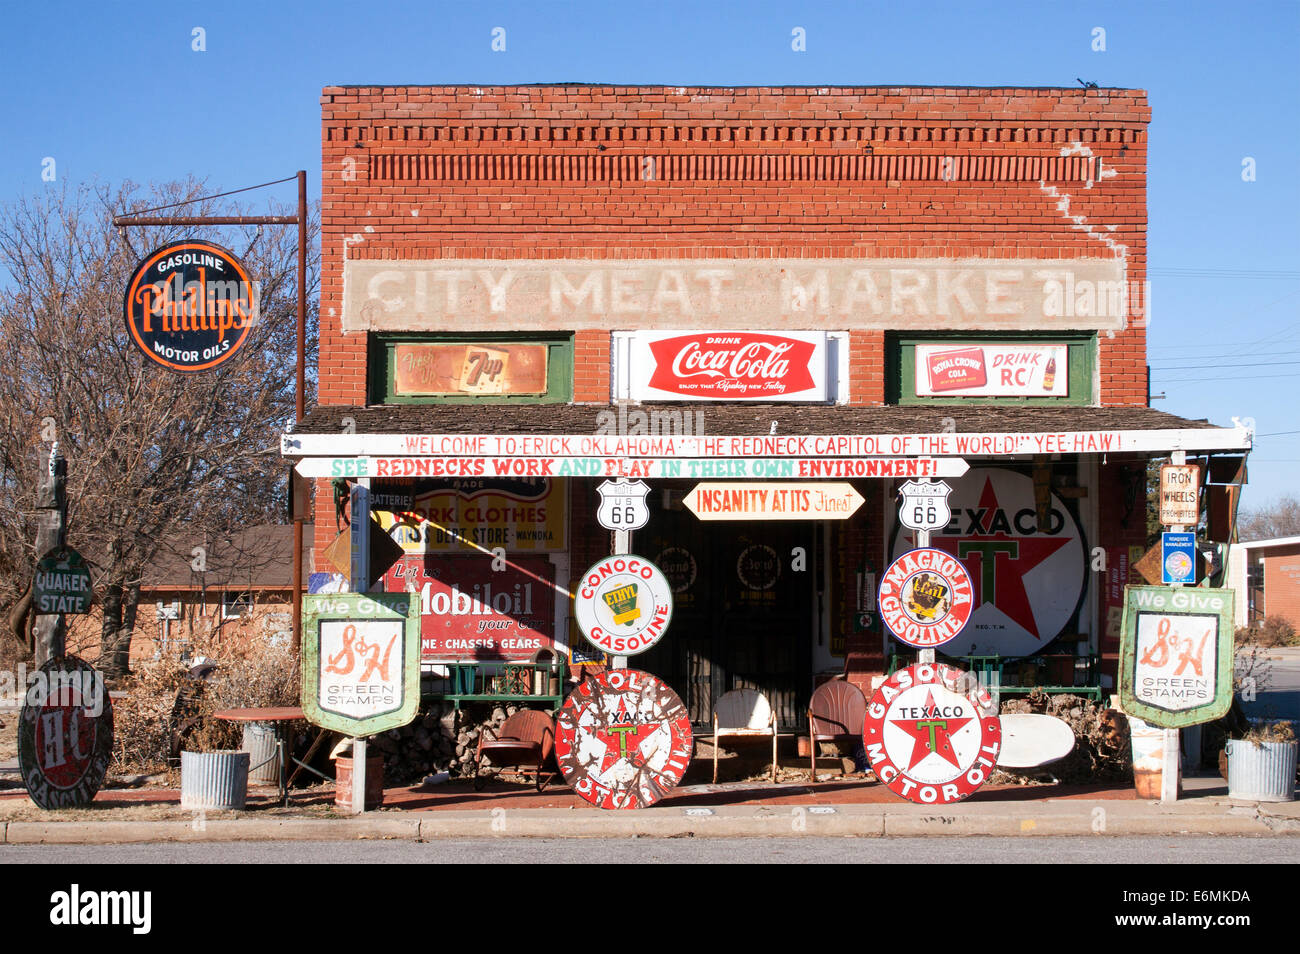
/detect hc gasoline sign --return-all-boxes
[123,239,258,373]
[863,663,1000,805]
[18,656,113,809]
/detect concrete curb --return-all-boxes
[4,817,421,845]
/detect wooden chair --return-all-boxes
[807,680,867,780]
[712,688,778,783]
[473,709,556,791]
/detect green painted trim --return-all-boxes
[369,333,574,405]
[301,593,421,737]
[888,333,1095,405]
[1118,585,1236,728]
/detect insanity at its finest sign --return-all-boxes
[555,669,692,810]
[302,593,420,735]
[123,240,258,373]
[383,555,556,661]
[18,656,112,809]
[372,477,567,554]
[863,663,1000,805]
[1119,586,1235,728]
[32,547,92,615]
[574,555,673,656]
[878,548,973,649]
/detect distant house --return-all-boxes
[1226,535,1300,629]
[65,524,313,662]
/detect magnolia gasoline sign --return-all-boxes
[1119,585,1235,728]
[302,593,420,736]
[124,239,258,373]
[33,547,92,614]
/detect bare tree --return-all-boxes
[0,179,319,677]
[1237,495,1300,542]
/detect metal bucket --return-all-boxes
[1226,740,1297,802]
[1128,715,1180,799]
[241,722,281,785]
[181,751,250,811]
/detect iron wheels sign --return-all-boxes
[123,239,258,373]
[863,663,1000,805]
[574,555,673,656]
[18,656,112,809]
[555,669,692,809]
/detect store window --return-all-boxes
[369,333,573,404]
[887,334,1095,406]
[221,591,252,620]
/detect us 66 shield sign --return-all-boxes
[897,479,952,532]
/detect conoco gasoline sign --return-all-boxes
[124,239,258,373]
[574,555,673,655]
[864,663,1000,805]
[878,547,974,648]
[555,669,692,810]
[18,656,113,809]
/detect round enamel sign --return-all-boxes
[878,547,974,649]
[555,669,693,810]
[18,656,114,809]
[864,663,1000,805]
[574,555,673,656]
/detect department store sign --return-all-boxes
[343,257,1129,332]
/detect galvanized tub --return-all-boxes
[181,751,250,810]
[241,722,281,785]
[1226,740,1297,802]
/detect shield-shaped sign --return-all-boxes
[596,478,651,531]
[897,479,952,532]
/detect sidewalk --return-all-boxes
[1,773,1297,843]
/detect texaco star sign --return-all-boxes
[863,663,1001,805]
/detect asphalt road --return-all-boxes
[1241,647,1300,723]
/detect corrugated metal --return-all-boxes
[1226,740,1297,802]
[180,751,249,811]
[241,723,280,785]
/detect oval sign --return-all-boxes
[863,663,1000,805]
[18,656,114,809]
[878,547,974,649]
[574,555,673,656]
[555,669,692,809]
[123,239,258,373]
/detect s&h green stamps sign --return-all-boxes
[302,593,420,736]
[1119,585,1235,729]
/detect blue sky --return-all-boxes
[1,0,1297,509]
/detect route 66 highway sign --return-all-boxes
[596,478,651,531]
[898,479,953,532]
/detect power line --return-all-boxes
[119,175,299,217]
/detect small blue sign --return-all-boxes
[1161,532,1197,585]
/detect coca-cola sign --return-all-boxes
[621,331,828,401]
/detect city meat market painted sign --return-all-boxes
[393,343,548,396]
[18,656,112,809]
[618,331,827,401]
[878,547,974,649]
[574,555,673,656]
[342,257,1130,332]
[1118,586,1235,728]
[863,663,1001,805]
[555,669,692,810]
[302,593,420,736]
[383,555,556,661]
[371,478,566,553]
[891,467,1088,658]
[684,482,864,520]
[915,343,1067,397]
[32,547,93,615]
[124,240,258,373]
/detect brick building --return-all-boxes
[283,85,1251,728]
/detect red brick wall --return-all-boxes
[318,85,1151,412]
[1261,545,1300,628]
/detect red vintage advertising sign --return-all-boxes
[916,344,1067,397]
[863,663,1001,805]
[878,547,974,649]
[18,656,113,809]
[631,331,825,401]
[383,555,556,661]
[555,669,692,810]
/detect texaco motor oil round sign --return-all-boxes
[878,547,974,648]
[864,663,1000,805]
[123,239,258,373]
[18,656,113,809]
[555,669,692,810]
[574,555,673,656]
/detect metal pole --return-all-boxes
[112,215,297,227]
[33,445,68,666]
[292,171,307,657]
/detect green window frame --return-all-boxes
[888,333,1095,406]
[369,333,574,405]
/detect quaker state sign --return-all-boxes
[1119,585,1235,728]
[574,555,673,656]
[878,547,974,649]
[32,547,93,614]
[123,239,258,373]
[18,656,113,809]
[555,669,692,810]
[302,593,421,736]
[864,663,1000,805]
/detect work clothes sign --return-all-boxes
[372,477,567,554]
